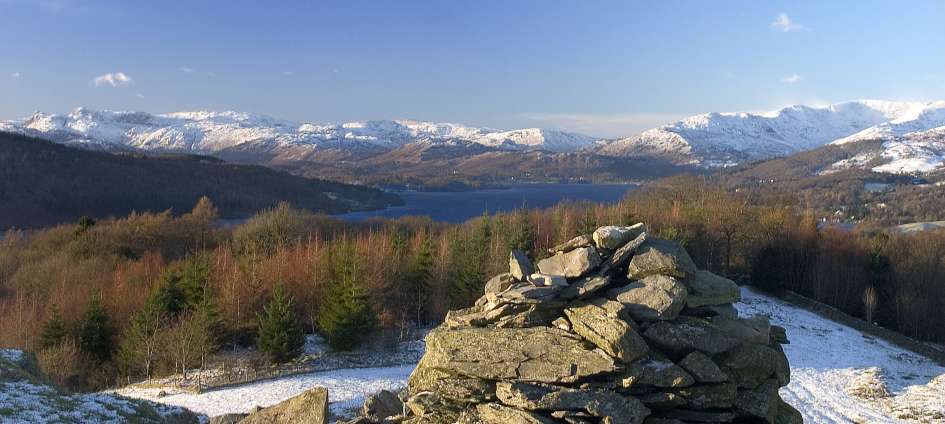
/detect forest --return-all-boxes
[1,175,943,392]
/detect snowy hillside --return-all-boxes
[115,287,945,423]
[596,100,945,170]
[0,108,597,154]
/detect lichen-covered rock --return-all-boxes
[537,246,601,278]
[208,414,247,424]
[548,234,593,254]
[609,275,688,321]
[627,239,697,280]
[510,250,535,281]
[673,383,736,409]
[484,273,514,295]
[496,381,650,424]
[593,223,645,250]
[620,355,695,390]
[599,232,647,274]
[362,389,404,422]
[680,303,738,319]
[564,301,649,363]
[717,344,782,389]
[412,327,617,385]
[686,270,741,308]
[560,274,611,300]
[678,351,727,383]
[475,403,556,424]
[240,387,328,424]
[641,317,742,358]
[526,273,568,288]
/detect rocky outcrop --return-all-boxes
[345,223,801,424]
[240,387,328,424]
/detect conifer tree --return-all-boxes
[405,235,434,324]
[152,269,187,317]
[318,245,376,351]
[257,286,305,363]
[39,305,67,349]
[179,254,210,308]
[448,216,491,308]
[78,296,113,363]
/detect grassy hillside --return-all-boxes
[0,132,401,229]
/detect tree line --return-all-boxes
[1,176,944,392]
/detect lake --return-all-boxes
[335,183,637,223]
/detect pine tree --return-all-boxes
[152,269,187,317]
[257,286,305,363]
[404,235,434,325]
[179,254,210,308]
[448,217,491,308]
[318,245,376,351]
[508,210,536,255]
[39,305,67,349]
[78,296,113,363]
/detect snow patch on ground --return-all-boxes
[116,365,413,418]
[737,286,945,423]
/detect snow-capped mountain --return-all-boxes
[0,108,597,154]
[595,100,945,171]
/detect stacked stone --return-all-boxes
[351,224,802,424]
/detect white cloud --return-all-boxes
[770,13,803,32]
[781,74,802,84]
[282,71,294,76]
[520,112,686,138]
[91,72,134,88]
[179,67,194,73]
[135,93,145,99]
[11,72,20,79]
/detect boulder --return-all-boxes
[548,234,593,254]
[484,273,514,295]
[362,389,404,422]
[641,317,742,358]
[598,232,647,274]
[680,304,738,320]
[637,392,687,410]
[475,403,556,424]
[593,223,645,250]
[685,271,740,308]
[717,344,781,389]
[559,275,611,300]
[496,381,650,424]
[673,383,736,409]
[537,246,601,278]
[240,387,328,424]
[564,301,649,363]
[619,355,695,390]
[425,378,497,403]
[510,250,535,281]
[627,240,697,280]
[208,414,247,424]
[526,273,568,288]
[609,275,688,321]
[678,351,727,383]
[411,327,617,385]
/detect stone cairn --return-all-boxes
[347,224,802,424]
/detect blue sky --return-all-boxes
[1,0,944,137]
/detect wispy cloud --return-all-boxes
[135,93,145,99]
[781,74,802,84]
[520,112,686,138]
[770,13,804,32]
[91,72,134,88]
[282,71,294,76]
[11,71,21,79]
[178,66,194,73]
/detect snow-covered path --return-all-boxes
[737,287,945,423]
[116,365,413,418]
